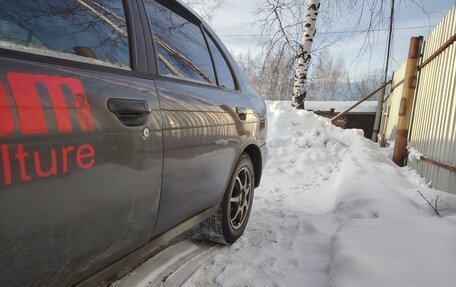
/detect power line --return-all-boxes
[372,0,395,142]
[217,25,432,37]
[383,0,395,84]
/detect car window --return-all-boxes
[0,0,130,69]
[144,0,216,85]
[204,32,237,90]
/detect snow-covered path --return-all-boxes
[116,101,456,287]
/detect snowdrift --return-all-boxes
[184,101,456,287]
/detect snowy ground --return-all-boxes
[116,101,456,287]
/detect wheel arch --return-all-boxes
[243,144,262,188]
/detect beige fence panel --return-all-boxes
[382,62,406,141]
[408,5,456,193]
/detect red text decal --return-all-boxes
[0,73,96,186]
[7,73,94,135]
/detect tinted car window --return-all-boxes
[144,0,216,84]
[0,0,130,68]
[205,32,236,90]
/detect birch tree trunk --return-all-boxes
[291,0,320,109]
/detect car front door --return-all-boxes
[0,1,162,285]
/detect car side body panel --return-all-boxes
[0,58,163,286]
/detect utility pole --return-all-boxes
[372,0,395,142]
[393,36,423,166]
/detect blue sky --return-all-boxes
[210,0,455,79]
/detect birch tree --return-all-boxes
[255,0,430,107]
[292,0,320,109]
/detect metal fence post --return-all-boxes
[379,78,393,147]
[371,83,387,142]
[393,36,423,166]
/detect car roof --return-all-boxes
[167,0,205,23]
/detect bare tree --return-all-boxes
[341,70,383,101]
[235,52,294,101]
[254,0,431,105]
[307,49,345,101]
[236,47,385,102]
[235,52,261,92]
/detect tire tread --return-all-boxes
[200,153,254,245]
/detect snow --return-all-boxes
[117,101,456,287]
[408,146,424,163]
[305,101,377,113]
[183,101,456,287]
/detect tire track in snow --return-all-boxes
[112,240,223,287]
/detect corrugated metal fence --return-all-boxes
[381,5,456,193]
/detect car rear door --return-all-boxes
[0,1,162,285]
[141,0,254,235]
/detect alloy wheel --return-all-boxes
[229,167,252,230]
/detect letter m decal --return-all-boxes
[7,73,94,135]
[0,83,14,136]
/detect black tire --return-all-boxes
[200,153,255,244]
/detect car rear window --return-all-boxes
[144,0,216,85]
[204,31,237,90]
[0,0,130,69]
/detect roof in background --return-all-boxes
[305,101,377,113]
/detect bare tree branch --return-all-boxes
[75,0,127,37]
[417,190,443,218]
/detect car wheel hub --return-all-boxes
[229,167,252,230]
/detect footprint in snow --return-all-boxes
[268,137,282,148]
[290,120,300,126]
[272,167,285,174]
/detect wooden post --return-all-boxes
[393,36,423,166]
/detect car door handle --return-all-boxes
[236,106,247,121]
[108,98,151,127]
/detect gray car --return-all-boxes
[0,0,267,286]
